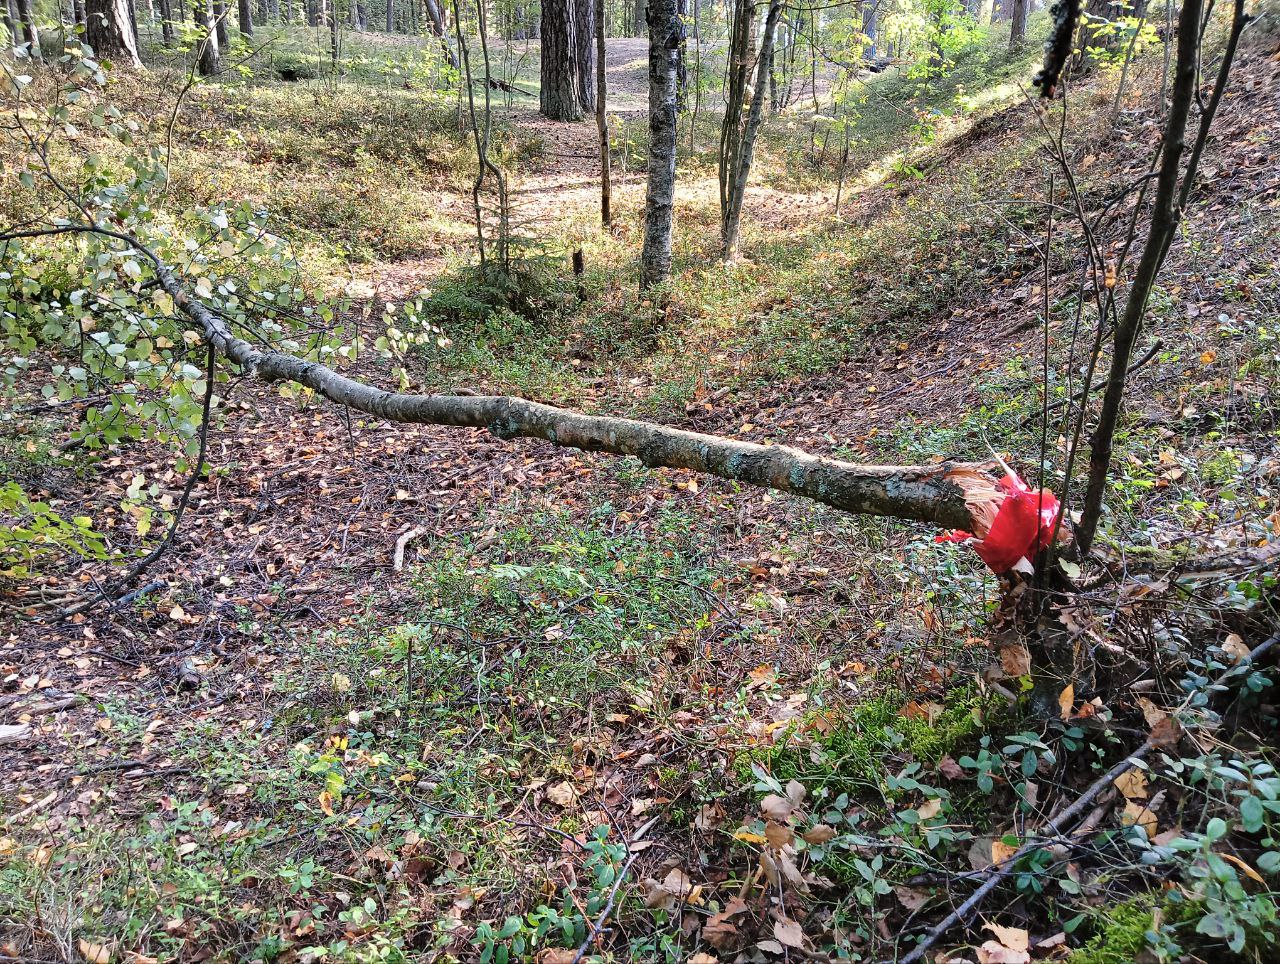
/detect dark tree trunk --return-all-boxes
[674,0,687,110]
[595,0,610,226]
[384,0,390,29]
[14,0,40,61]
[423,0,456,65]
[639,0,679,290]
[575,0,596,111]
[212,0,228,45]
[540,0,582,121]
[194,0,219,72]
[74,0,87,26]
[237,0,252,35]
[85,0,141,64]
[1008,0,1027,47]
[328,0,339,63]
[3,0,19,47]
[158,0,174,42]
[863,0,878,57]
[721,0,781,259]
[632,0,643,35]
[307,0,317,26]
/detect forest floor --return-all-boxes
[2,18,1280,964]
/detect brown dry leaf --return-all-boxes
[1058,683,1074,721]
[535,951,578,964]
[976,940,1031,964]
[983,923,1029,952]
[916,798,943,821]
[901,700,944,724]
[760,794,794,822]
[785,780,807,808]
[78,940,112,964]
[1000,642,1032,677]
[1122,800,1158,837]
[967,836,995,871]
[1149,716,1183,748]
[773,916,805,948]
[938,755,965,780]
[991,839,1019,865]
[546,781,577,808]
[894,885,930,912]
[765,820,794,849]
[1223,633,1251,663]
[1136,697,1168,727]
[1114,768,1149,801]
[801,823,836,844]
[687,955,719,963]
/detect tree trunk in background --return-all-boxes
[423,0,457,65]
[719,0,752,227]
[213,0,229,46]
[976,0,994,24]
[74,0,87,26]
[194,0,219,73]
[1008,0,1026,46]
[721,0,781,259]
[85,0,142,64]
[595,0,610,226]
[862,0,877,57]
[384,0,390,29]
[639,0,679,290]
[632,0,643,35]
[674,0,687,110]
[540,0,583,121]
[574,0,596,111]
[328,0,339,64]
[158,0,174,42]
[237,0,252,35]
[307,0,317,26]
[3,0,18,48]
[14,0,40,61]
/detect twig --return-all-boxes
[572,815,660,963]
[60,342,216,619]
[1017,339,1163,430]
[897,742,1155,964]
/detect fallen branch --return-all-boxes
[572,815,660,963]
[898,631,1280,963]
[897,741,1155,964]
[4,225,997,537]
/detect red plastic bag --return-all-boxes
[937,471,1061,575]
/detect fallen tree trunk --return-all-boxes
[8,225,994,534]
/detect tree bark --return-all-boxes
[212,0,229,46]
[14,0,40,61]
[632,0,643,35]
[3,0,18,49]
[1075,0,1245,554]
[384,0,391,29]
[720,0,782,260]
[81,231,973,531]
[194,0,219,73]
[85,0,142,64]
[237,0,252,35]
[158,0,174,42]
[575,0,596,112]
[423,0,457,66]
[595,0,610,227]
[1008,0,1027,47]
[540,0,583,121]
[639,0,679,290]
